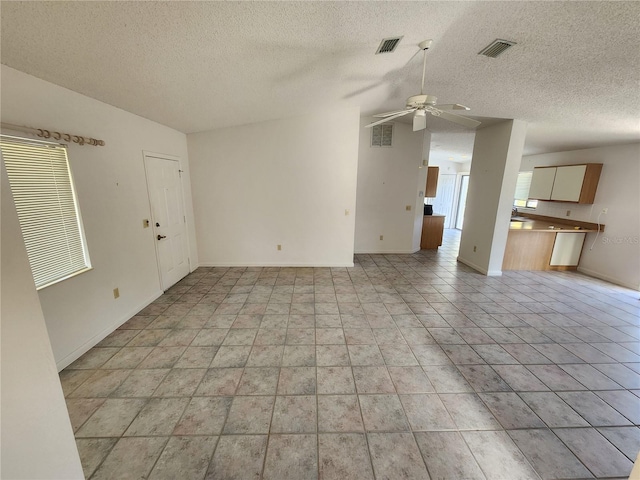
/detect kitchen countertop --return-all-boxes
[509,216,600,233]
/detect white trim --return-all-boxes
[55,289,164,371]
[355,248,421,255]
[198,262,355,268]
[456,256,502,276]
[577,266,640,292]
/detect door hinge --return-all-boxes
[184,215,186,223]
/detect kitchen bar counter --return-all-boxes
[509,217,600,233]
[503,213,604,271]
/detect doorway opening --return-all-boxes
[455,174,470,230]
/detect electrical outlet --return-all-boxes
[379,235,384,241]
[473,246,477,252]
[601,208,608,214]
[345,209,350,216]
[113,288,120,299]
[277,245,282,251]
[566,210,571,217]
[406,205,411,211]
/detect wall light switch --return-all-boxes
[345,209,350,216]
[113,288,120,299]
[419,191,424,197]
[473,246,477,252]
[379,235,384,241]
[566,210,571,217]
[406,205,411,211]
[277,244,282,251]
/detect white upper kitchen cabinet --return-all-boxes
[528,167,556,200]
[528,163,602,204]
[550,165,587,202]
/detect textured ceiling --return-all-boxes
[1,1,639,157]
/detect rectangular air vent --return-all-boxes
[376,36,403,54]
[478,39,516,58]
[371,124,393,147]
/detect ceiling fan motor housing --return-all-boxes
[406,94,437,108]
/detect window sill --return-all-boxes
[36,266,93,291]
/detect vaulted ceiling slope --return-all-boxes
[1,1,639,155]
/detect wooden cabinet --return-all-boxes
[503,231,587,270]
[420,215,444,249]
[529,167,556,200]
[425,166,439,198]
[529,163,602,204]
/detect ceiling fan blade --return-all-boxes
[365,110,414,128]
[435,103,471,111]
[432,110,481,129]
[413,111,427,131]
[373,108,416,118]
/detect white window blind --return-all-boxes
[514,171,533,207]
[1,135,91,289]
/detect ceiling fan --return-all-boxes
[366,40,481,131]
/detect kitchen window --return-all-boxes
[514,171,538,209]
[1,135,91,289]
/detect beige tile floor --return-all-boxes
[61,230,640,479]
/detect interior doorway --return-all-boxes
[430,174,456,228]
[144,152,190,291]
[455,174,470,229]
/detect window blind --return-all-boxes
[513,171,532,207]
[1,135,90,289]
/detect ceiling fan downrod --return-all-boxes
[419,39,432,95]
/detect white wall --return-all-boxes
[188,107,360,266]
[520,143,640,289]
[1,65,198,369]
[355,119,427,253]
[458,120,527,275]
[1,158,84,479]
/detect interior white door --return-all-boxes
[431,174,456,228]
[455,174,469,229]
[144,154,190,291]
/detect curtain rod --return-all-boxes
[0,122,105,146]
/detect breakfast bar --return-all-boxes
[502,213,604,271]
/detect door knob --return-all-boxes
[156,222,160,227]
[157,235,166,240]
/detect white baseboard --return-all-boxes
[457,256,502,276]
[197,262,355,268]
[55,289,164,371]
[577,266,640,291]
[354,249,420,255]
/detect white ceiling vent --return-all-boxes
[478,39,516,58]
[376,36,403,54]
[371,124,393,147]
